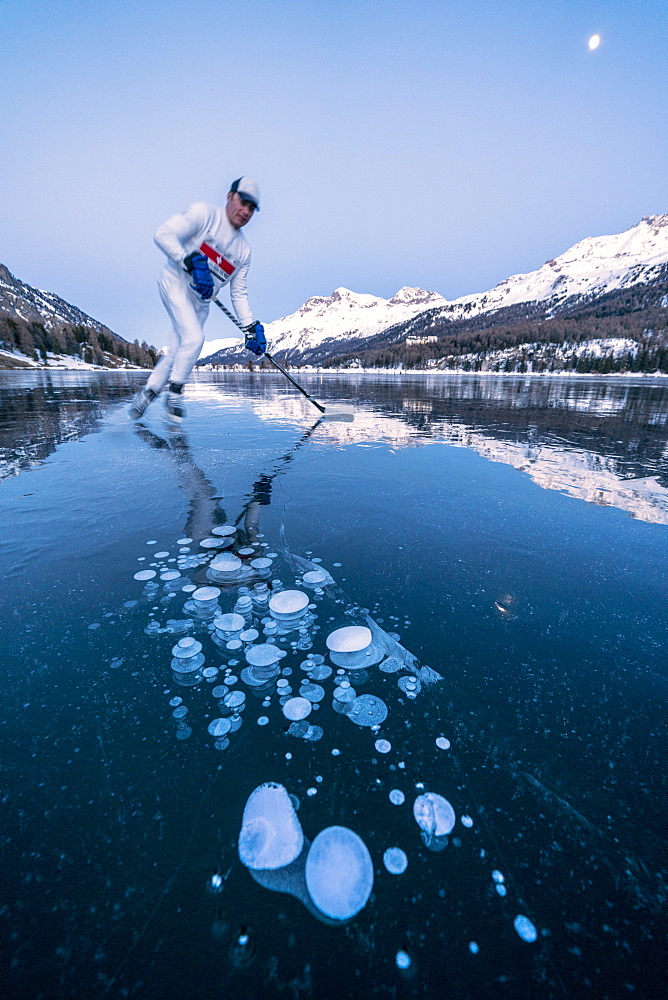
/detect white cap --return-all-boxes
[230,176,260,211]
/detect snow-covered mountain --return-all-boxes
[199,215,668,364]
[0,264,111,334]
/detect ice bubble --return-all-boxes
[379,656,402,673]
[269,590,309,617]
[134,569,157,581]
[389,790,405,805]
[305,826,373,921]
[209,873,223,892]
[496,884,507,897]
[513,915,538,943]
[398,674,421,694]
[348,694,388,727]
[208,718,232,738]
[469,941,479,955]
[214,612,245,633]
[332,748,341,756]
[210,553,242,573]
[212,525,236,536]
[146,539,157,545]
[306,787,317,797]
[492,870,505,883]
[436,736,451,750]
[240,628,259,643]
[288,720,310,738]
[202,667,218,681]
[283,697,312,721]
[308,664,332,681]
[160,570,181,581]
[155,551,169,558]
[303,568,329,585]
[302,725,323,741]
[176,537,192,545]
[375,739,392,753]
[257,716,269,726]
[237,547,255,556]
[193,586,221,602]
[223,690,246,710]
[383,848,408,874]
[169,696,183,707]
[300,683,325,703]
[326,625,372,653]
[200,537,229,549]
[182,584,197,593]
[172,637,203,658]
[461,815,474,828]
[246,644,283,667]
[238,782,304,871]
[172,705,188,720]
[250,557,273,570]
[395,950,411,969]
[212,684,229,699]
[413,793,456,837]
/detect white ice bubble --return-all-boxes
[348,694,388,727]
[492,870,505,883]
[326,625,372,653]
[383,848,408,874]
[305,826,373,921]
[269,590,309,617]
[436,736,451,750]
[214,612,245,633]
[176,537,192,545]
[395,950,411,969]
[250,557,273,570]
[469,941,479,954]
[389,789,405,805]
[208,718,232,738]
[193,586,221,602]
[496,884,507,897]
[211,525,236,536]
[238,782,304,871]
[160,570,181,581]
[257,716,269,726]
[134,570,157,581]
[375,739,392,754]
[413,793,456,837]
[282,697,312,721]
[513,915,538,943]
[461,815,473,828]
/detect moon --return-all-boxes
[588,34,601,50]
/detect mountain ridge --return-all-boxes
[198,215,668,368]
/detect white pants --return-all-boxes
[146,269,210,393]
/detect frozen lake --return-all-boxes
[1,370,667,999]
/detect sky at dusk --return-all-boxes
[1,0,666,348]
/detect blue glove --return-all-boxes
[244,321,266,356]
[183,252,213,300]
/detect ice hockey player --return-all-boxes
[129,176,266,421]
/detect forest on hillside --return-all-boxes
[0,314,156,369]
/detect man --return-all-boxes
[129,176,266,421]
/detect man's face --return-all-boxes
[226,191,256,229]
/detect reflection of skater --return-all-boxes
[129,177,266,423]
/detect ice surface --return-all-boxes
[305,825,373,920]
[238,782,304,871]
[413,793,456,836]
[513,915,538,942]
[383,847,408,874]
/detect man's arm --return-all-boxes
[154,202,210,265]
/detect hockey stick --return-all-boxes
[211,297,353,418]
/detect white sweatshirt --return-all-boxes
[154,201,254,327]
